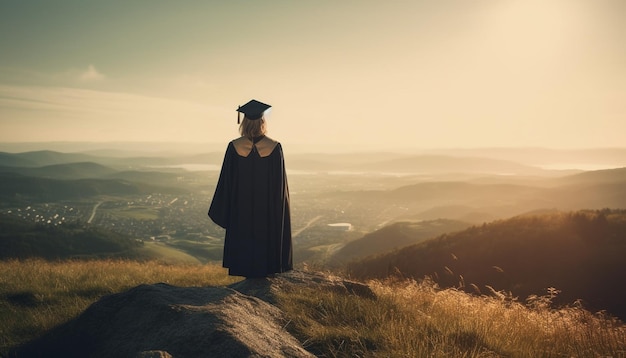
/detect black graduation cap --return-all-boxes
[236,99,271,123]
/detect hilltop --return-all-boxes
[2,261,625,357]
[7,269,370,358]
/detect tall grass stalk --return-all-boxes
[0,259,239,355]
[2,260,625,357]
[277,277,626,357]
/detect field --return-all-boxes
[132,241,206,264]
[104,205,161,220]
[2,259,625,357]
[0,259,241,355]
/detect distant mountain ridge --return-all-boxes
[321,168,626,223]
[0,162,118,179]
[424,147,626,169]
[2,149,625,175]
[552,167,626,185]
[0,150,96,167]
[0,173,185,203]
[349,155,544,175]
[0,150,215,202]
[287,153,551,175]
[0,150,225,169]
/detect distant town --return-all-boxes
[2,190,364,253]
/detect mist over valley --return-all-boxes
[1,144,626,319]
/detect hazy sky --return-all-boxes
[0,0,624,151]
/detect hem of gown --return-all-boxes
[226,267,293,278]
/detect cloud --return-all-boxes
[80,65,105,81]
[0,84,233,143]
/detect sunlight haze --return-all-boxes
[0,0,624,151]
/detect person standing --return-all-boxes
[208,99,293,278]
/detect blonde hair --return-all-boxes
[239,116,267,139]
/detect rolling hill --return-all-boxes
[0,162,118,179]
[0,173,186,203]
[0,150,225,170]
[287,152,552,176]
[0,213,218,264]
[551,166,626,186]
[0,150,96,167]
[349,155,547,175]
[321,167,626,223]
[0,213,141,260]
[347,209,626,321]
[328,219,471,266]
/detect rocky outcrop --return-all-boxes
[230,270,376,303]
[9,270,374,358]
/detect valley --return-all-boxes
[2,148,626,267]
[1,147,626,320]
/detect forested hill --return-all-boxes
[347,209,626,321]
[329,219,471,266]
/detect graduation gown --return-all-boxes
[208,136,293,277]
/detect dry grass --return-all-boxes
[0,259,240,355]
[277,277,626,357]
[2,260,625,357]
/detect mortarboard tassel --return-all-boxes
[237,106,241,124]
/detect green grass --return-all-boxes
[131,241,205,264]
[163,239,224,262]
[104,206,160,220]
[0,259,240,355]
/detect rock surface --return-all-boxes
[9,270,374,358]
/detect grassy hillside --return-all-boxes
[0,213,223,264]
[279,278,625,357]
[347,209,626,321]
[329,219,471,266]
[130,240,223,265]
[0,214,141,260]
[1,260,624,357]
[0,260,240,355]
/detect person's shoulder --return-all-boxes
[257,136,280,157]
[263,136,279,145]
[232,136,253,156]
